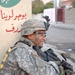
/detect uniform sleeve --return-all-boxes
[15,47,39,75]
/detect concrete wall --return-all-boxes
[32,8,75,24]
[43,8,56,22]
[65,8,75,24]
[32,8,56,23]
[32,13,43,20]
[0,0,32,63]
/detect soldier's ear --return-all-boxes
[27,33,35,40]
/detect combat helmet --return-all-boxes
[21,19,46,36]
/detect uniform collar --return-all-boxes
[19,37,34,47]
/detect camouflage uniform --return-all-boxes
[0,37,59,75]
[0,19,60,75]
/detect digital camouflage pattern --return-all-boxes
[0,37,59,75]
[21,19,46,36]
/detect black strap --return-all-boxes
[14,40,31,47]
[33,46,48,61]
[33,46,61,62]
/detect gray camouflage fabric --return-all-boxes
[21,19,46,36]
[0,37,59,75]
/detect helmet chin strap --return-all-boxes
[34,31,42,48]
[35,31,39,46]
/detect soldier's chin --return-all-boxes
[39,44,43,48]
[38,45,43,49]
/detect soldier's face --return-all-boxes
[28,30,46,47]
[36,30,46,47]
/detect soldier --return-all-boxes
[0,18,73,75]
[0,19,60,75]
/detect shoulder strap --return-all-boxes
[14,40,31,47]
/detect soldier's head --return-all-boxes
[21,19,46,47]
